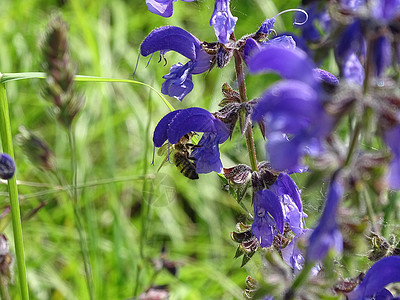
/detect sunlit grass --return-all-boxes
[0,0,283,298]
[3,0,376,298]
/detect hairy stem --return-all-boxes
[233,50,258,171]
[0,83,29,300]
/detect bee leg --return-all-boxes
[185,143,202,147]
[167,144,173,164]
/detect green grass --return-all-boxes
[0,0,296,299]
[2,0,396,299]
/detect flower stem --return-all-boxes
[233,50,258,171]
[134,84,154,296]
[284,262,314,300]
[0,83,29,300]
[382,191,398,237]
[344,37,373,168]
[363,188,377,232]
[343,121,361,167]
[0,276,11,300]
[67,127,95,300]
[0,73,174,112]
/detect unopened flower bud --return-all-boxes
[0,154,15,180]
[224,165,252,185]
[220,83,240,105]
[231,223,259,267]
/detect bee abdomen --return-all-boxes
[174,152,199,180]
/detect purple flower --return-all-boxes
[281,234,306,274]
[314,68,340,85]
[336,0,400,79]
[251,173,306,250]
[251,189,284,248]
[146,0,194,18]
[371,0,400,22]
[295,3,331,42]
[282,229,323,274]
[343,53,365,85]
[141,26,199,60]
[153,107,229,173]
[336,20,364,63]
[140,26,213,100]
[248,46,317,88]
[249,46,336,172]
[278,33,313,57]
[306,177,343,262]
[266,173,311,273]
[372,36,392,77]
[257,9,308,36]
[242,35,296,65]
[340,0,366,10]
[210,0,237,44]
[240,9,307,65]
[346,256,400,300]
[191,132,226,173]
[269,173,306,235]
[0,153,15,180]
[242,38,261,64]
[384,124,400,189]
[265,35,297,49]
[161,61,194,100]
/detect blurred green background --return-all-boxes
[0,0,319,299]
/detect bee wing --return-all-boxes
[157,143,170,156]
[157,143,174,172]
[157,156,170,172]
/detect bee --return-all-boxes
[157,133,200,180]
[173,151,198,180]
